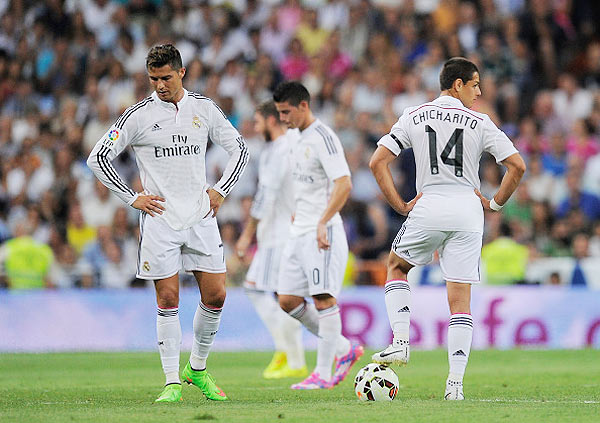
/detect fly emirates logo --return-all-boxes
[154,134,202,158]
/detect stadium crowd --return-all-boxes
[0,0,599,289]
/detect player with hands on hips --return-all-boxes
[87,44,248,403]
[369,57,525,400]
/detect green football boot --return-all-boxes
[154,383,183,403]
[182,363,228,401]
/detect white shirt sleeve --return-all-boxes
[482,115,519,163]
[86,107,139,205]
[207,100,249,197]
[377,113,412,156]
[250,147,286,220]
[314,129,350,182]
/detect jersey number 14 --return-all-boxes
[426,125,463,177]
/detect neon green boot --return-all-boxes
[182,363,228,401]
[154,383,183,403]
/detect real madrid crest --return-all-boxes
[192,115,202,129]
[143,261,151,272]
[305,147,311,158]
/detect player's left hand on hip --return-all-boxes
[474,189,491,210]
[206,188,225,217]
[317,222,330,250]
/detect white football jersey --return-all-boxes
[378,95,518,232]
[87,89,248,231]
[290,119,350,236]
[250,129,300,247]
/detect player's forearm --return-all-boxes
[241,216,258,239]
[86,150,138,205]
[213,136,249,197]
[318,175,352,225]
[493,153,526,205]
[370,162,406,214]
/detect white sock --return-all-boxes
[189,302,222,371]
[157,307,181,385]
[314,305,341,381]
[246,289,288,351]
[384,279,411,346]
[288,301,348,361]
[335,335,351,358]
[247,288,305,369]
[288,301,319,336]
[447,313,473,382]
[279,315,305,369]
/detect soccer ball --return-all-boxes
[354,363,399,401]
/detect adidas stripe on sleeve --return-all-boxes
[87,97,151,205]
[204,98,249,197]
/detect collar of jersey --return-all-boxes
[152,88,189,110]
[301,117,321,134]
[434,95,464,108]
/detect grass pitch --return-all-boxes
[0,349,598,423]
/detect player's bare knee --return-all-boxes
[312,294,336,311]
[387,253,412,277]
[156,290,179,309]
[279,295,301,313]
[204,289,226,309]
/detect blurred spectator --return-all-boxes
[583,148,600,197]
[556,170,600,221]
[66,202,96,255]
[279,38,310,80]
[541,132,568,177]
[49,243,91,289]
[589,222,600,257]
[553,73,594,130]
[82,179,123,228]
[570,232,590,286]
[525,154,555,203]
[0,220,54,289]
[565,118,599,163]
[481,222,529,285]
[295,7,329,57]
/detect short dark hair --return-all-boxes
[256,100,281,122]
[439,57,479,91]
[146,44,183,70]
[273,81,310,106]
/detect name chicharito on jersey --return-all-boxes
[411,107,480,129]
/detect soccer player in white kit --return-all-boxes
[273,82,363,390]
[369,58,526,400]
[86,45,248,403]
[235,101,307,379]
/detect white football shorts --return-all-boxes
[278,223,348,297]
[136,213,226,280]
[392,218,482,284]
[244,245,284,292]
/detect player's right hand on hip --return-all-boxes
[132,194,166,216]
[399,192,422,215]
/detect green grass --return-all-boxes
[0,350,598,423]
